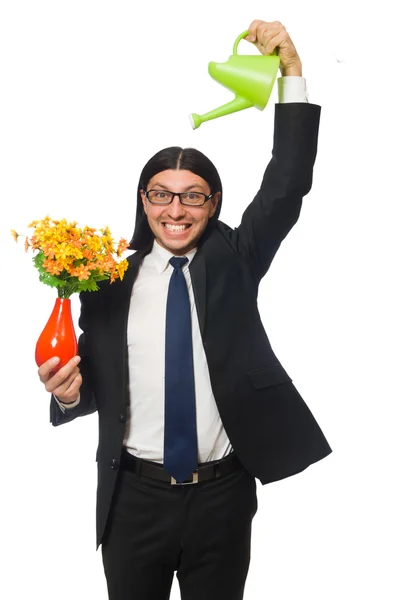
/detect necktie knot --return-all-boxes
[169,257,188,270]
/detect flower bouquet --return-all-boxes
[12,216,129,371]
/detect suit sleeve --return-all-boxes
[49,291,97,426]
[228,102,321,285]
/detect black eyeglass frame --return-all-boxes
[144,189,213,207]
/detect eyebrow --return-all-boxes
[150,183,206,191]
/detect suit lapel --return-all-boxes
[189,250,207,336]
[108,247,150,408]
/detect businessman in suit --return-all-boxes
[39,19,332,600]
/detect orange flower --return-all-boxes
[43,257,63,275]
[70,264,91,281]
[110,267,118,284]
[82,247,94,260]
[117,238,129,257]
[41,241,56,259]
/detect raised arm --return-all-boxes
[223,20,321,284]
[230,101,321,285]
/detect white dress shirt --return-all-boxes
[123,242,233,463]
[56,76,309,462]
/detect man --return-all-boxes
[39,19,332,600]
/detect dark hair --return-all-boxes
[128,146,223,250]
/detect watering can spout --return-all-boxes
[190,30,280,129]
[190,95,253,130]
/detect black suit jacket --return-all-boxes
[50,103,332,549]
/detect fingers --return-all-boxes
[38,356,83,404]
[54,372,83,403]
[38,356,61,383]
[38,355,81,388]
[246,20,286,52]
[45,366,80,396]
[258,32,285,55]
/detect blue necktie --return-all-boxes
[164,257,198,483]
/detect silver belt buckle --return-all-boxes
[171,471,199,485]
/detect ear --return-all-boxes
[209,191,221,218]
[140,189,148,215]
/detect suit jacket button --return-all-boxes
[119,414,126,423]
[111,459,119,470]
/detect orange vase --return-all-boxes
[35,298,78,372]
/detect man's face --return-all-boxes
[140,169,220,256]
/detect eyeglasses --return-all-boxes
[145,189,213,207]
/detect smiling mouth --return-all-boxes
[162,223,192,232]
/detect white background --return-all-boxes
[1,1,396,598]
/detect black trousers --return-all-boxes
[101,453,258,600]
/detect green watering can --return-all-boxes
[190,30,280,129]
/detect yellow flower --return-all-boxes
[54,242,71,261]
[87,236,102,253]
[117,259,129,280]
[101,235,115,254]
[83,226,96,236]
[11,229,19,242]
[58,257,74,272]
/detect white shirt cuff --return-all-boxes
[278,76,308,103]
[54,394,81,412]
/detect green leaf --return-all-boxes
[33,252,45,269]
[38,272,67,288]
[33,251,68,289]
[77,279,100,292]
[92,274,108,282]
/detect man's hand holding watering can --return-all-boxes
[246,20,302,77]
[190,19,303,129]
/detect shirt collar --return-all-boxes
[151,239,198,274]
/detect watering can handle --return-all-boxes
[233,30,278,56]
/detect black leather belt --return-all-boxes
[120,449,242,485]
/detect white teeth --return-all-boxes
[164,224,188,231]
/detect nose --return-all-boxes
[166,195,186,219]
